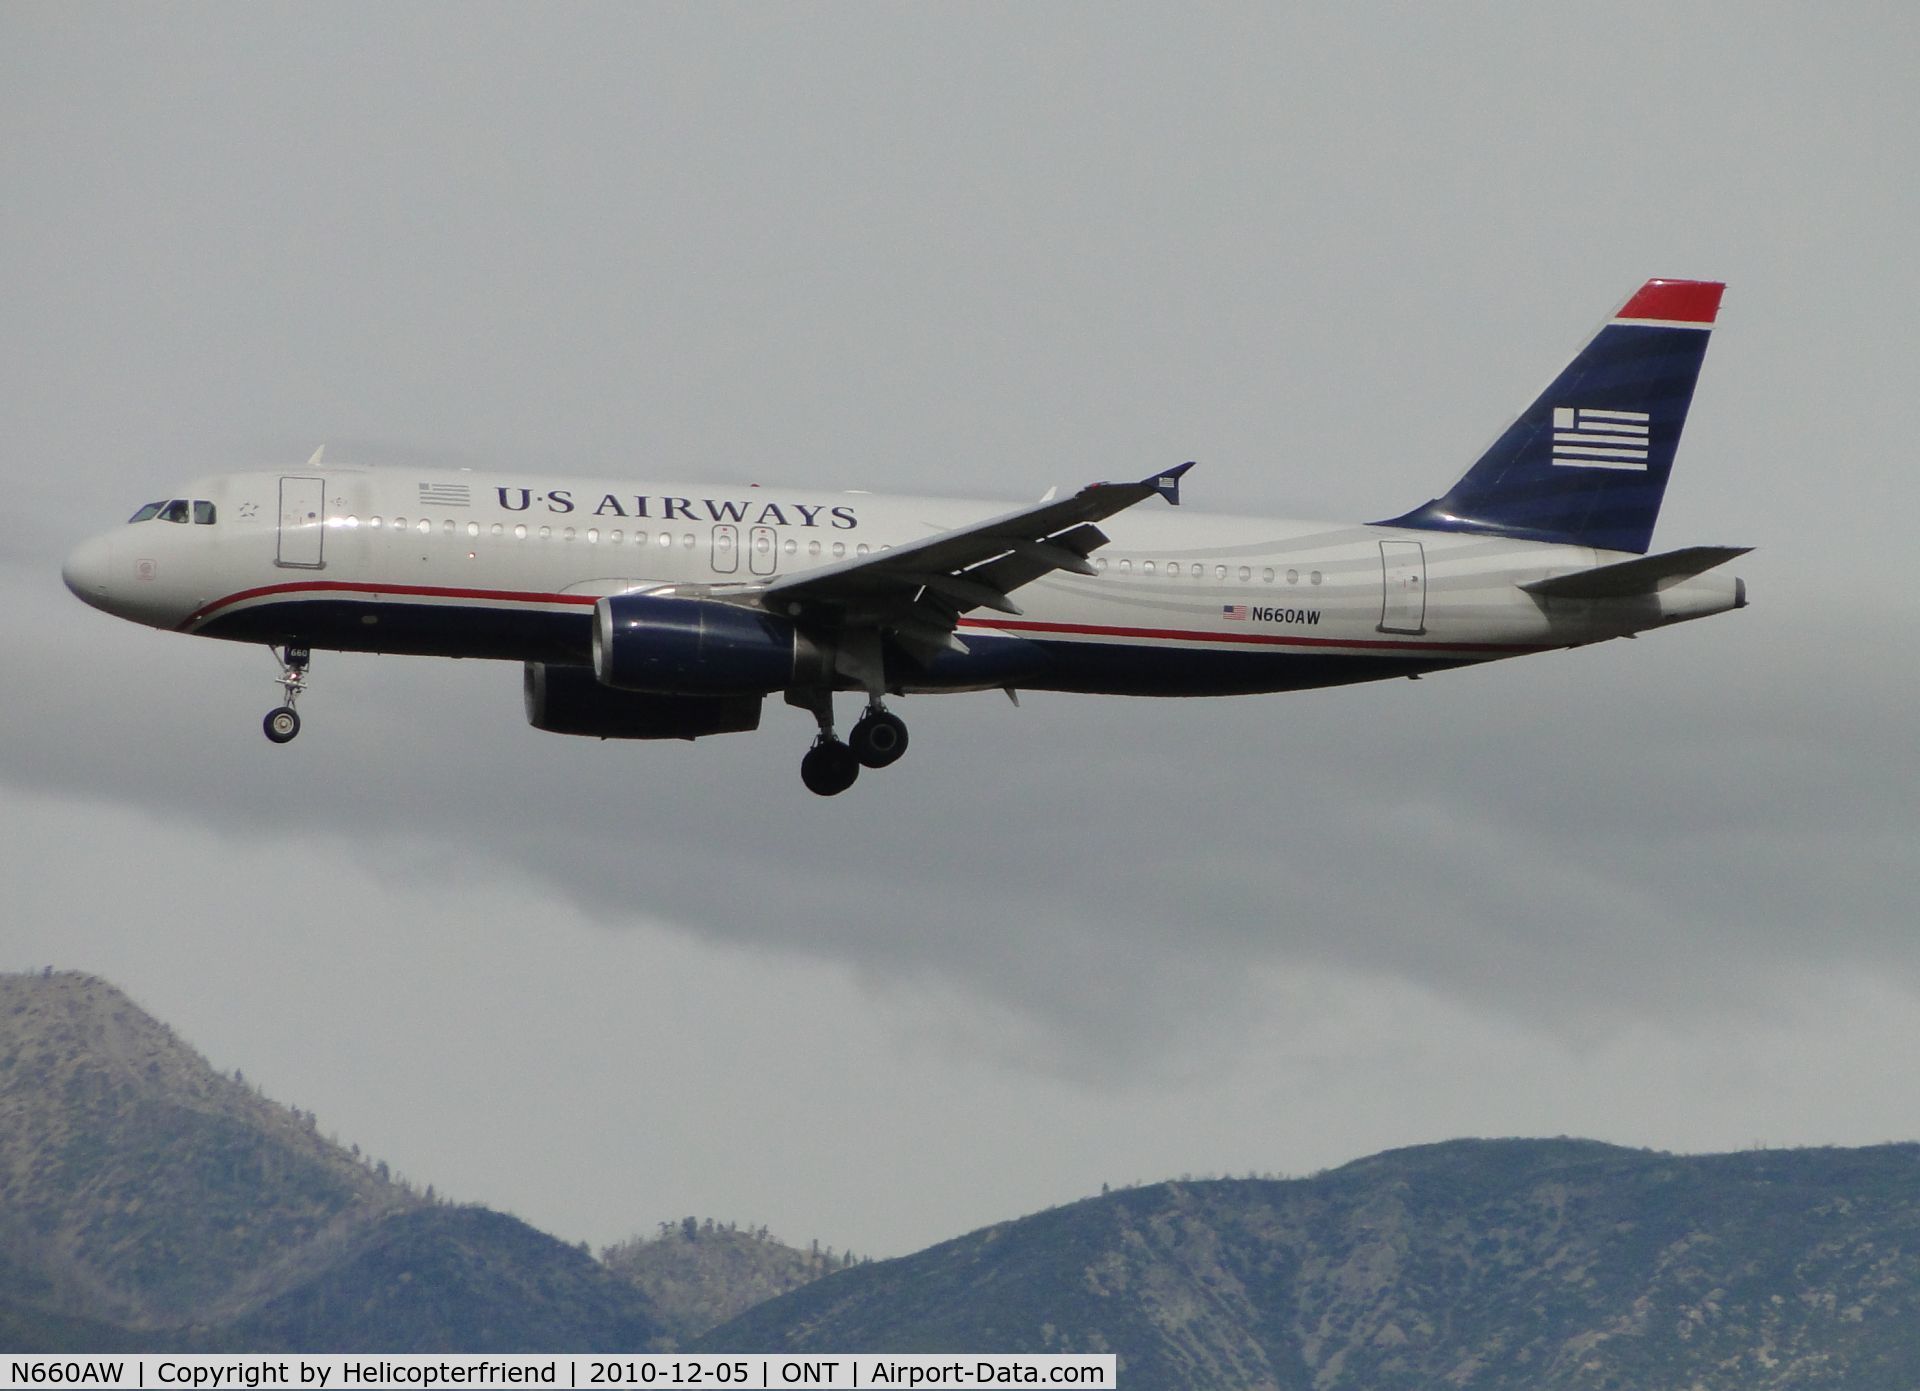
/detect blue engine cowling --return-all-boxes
[524,662,762,740]
[592,593,825,695]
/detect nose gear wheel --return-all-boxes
[264,645,311,744]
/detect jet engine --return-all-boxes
[523,662,762,741]
[591,593,827,695]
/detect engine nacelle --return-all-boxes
[524,662,761,741]
[592,593,825,695]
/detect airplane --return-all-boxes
[63,278,1747,796]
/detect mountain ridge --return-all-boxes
[10,968,1920,1387]
[0,970,665,1349]
[703,1138,1920,1389]
[0,970,419,1329]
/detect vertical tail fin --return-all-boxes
[1380,279,1723,554]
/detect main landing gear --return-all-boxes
[263,645,310,744]
[793,694,911,796]
[800,736,860,797]
[850,706,908,768]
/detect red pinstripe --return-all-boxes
[180,580,593,630]
[186,580,1546,656]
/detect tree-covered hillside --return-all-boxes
[705,1138,1920,1390]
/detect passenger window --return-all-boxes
[193,501,217,525]
[513,523,526,539]
[418,519,432,534]
[370,516,383,529]
[1238,566,1251,581]
[1142,561,1155,575]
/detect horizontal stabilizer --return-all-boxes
[1520,545,1751,599]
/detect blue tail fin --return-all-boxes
[1380,279,1723,554]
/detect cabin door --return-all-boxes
[1378,540,1426,634]
[276,476,326,569]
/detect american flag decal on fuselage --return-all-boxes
[418,482,472,506]
[1222,604,1247,621]
[1551,407,1650,470]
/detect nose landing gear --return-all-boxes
[264,645,310,744]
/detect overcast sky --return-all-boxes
[4,4,1917,1260]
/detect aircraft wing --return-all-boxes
[759,463,1192,658]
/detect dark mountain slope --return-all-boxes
[0,971,659,1351]
[0,970,413,1329]
[217,1206,660,1352]
[704,1138,1920,1390]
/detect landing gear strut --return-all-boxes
[789,690,912,795]
[791,688,858,796]
[264,645,310,744]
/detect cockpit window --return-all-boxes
[157,500,190,523]
[129,501,166,523]
[193,500,216,525]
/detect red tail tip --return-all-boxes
[1617,279,1724,325]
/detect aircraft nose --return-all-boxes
[62,533,113,608]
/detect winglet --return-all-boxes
[307,445,326,469]
[1151,461,1195,506]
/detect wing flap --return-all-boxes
[762,467,1189,626]
[959,522,1108,608]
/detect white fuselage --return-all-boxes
[64,465,1744,700]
